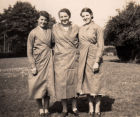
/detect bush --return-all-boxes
[0,52,26,58]
[103,46,117,56]
[104,2,140,62]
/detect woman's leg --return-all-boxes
[36,99,44,115]
[72,98,79,116]
[62,99,67,113]
[95,95,101,117]
[88,95,94,114]
[43,96,50,114]
[61,99,68,117]
[72,98,77,111]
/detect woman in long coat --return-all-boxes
[52,8,79,117]
[27,11,55,117]
[77,8,104,117]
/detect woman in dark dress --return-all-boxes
[77,8,104,117]
[27,11,55,117]
[52,8,79,117]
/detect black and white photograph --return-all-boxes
[0,0,140,117]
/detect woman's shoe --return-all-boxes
[44,112,50,117]
[39,113,45,117]
[61,112,68,117]
[94,112,101,117]
[72,109,79,116]
[88,112,94,117]
[39,109,45,117]
[44,109,50,117]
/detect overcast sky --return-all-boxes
[0,0,140,27]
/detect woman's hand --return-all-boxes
[93,62,99,73]
[31,67,38,75]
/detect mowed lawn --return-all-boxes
[0,56,140,117]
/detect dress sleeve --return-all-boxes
[27,30,36,68]
[95,26,104,63]
[51,25,56,50]
[73,24,79,48]
[51,30,55,47]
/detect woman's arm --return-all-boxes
[27,30,36,69]
[51,30,55,48]
[93,26,104,73]
[95,26,104,63]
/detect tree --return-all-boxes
[0,2,38,56]
[0,1,56,57]
[104,2,140,62]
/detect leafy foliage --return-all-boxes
[1,2,38,40]
[0,2,38,55]
[104,2,140,62]
[0,1,56,56]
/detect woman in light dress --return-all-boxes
[52,8,79,117]
[27,11,55,117]
[77,8,104,117]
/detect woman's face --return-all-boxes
[38,16,48,28]
[59,12,70,26]
[81,12,92,24]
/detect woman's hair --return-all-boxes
[58,8,71,18]
[38,11,50,21]
[80,7,93,19]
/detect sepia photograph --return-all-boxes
[0,0,140,117]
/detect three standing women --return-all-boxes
[27,8,104,117]
[27,11,55,117]
[77,8,104,117]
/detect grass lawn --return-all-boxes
[0,56,140,117]
[0,57,28,69]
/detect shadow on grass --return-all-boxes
[107,59,121,63]
[105,58,132,64]
[49,96,115,114]
[101,96,115,112]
